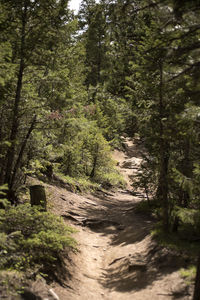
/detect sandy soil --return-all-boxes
[40,138,193,300]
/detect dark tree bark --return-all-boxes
[90,155,98,178]
[173,139,192,232]
[4,2,27,188]
[180,138,192,207]
[0,107,7,185]
[193,253,200,300]
[10,115,37,190]
[157,61,170,232]
[90,144,99,178]
[172,216,179,232]
[157,140,170,232]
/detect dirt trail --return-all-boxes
[48,138,192,300]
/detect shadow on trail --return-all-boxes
[122,138,145,159]
[79,189,153,247]
[109,222,151,246]
[77,190,190,296]
[100,262,158,292]
[99,242,190,295]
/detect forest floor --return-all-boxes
[28,138,193,300]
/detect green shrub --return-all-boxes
[180,265,196,284]
[54,172,101,192]
[0,184,9,208]
[96,170,126,188]
[151,226,200,255]
[0,270,25,299]
[0,204,77,271]
[176,207,200,233]
[134,199,159,215]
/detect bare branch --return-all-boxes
[167,61,200,82]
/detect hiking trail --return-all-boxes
[45,137,192,300]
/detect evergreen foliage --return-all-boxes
[0,203,76,271]
[0,0,200,295]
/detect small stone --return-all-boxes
[49,289,59,300]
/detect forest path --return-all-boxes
[48,138,191,300]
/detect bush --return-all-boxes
[180,265,196,284]
[0,203,77,271]
[151,226,200,255]
[134,199,160,215]
[96,170,126,188]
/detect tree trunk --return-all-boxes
[172,216,179,232]
[180,138,192,207]
[4,3,27,188]
[0,107,6,185]
[10,115,37,190]
[97,32,102,84]
[158,61,169,233]
[193,253,200,300]
[29,185,47,211]
[90,155,98,178]
[158,140,170,232]
[90,144,99,179]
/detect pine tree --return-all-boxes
[0,0,72,199]
[126,0,200,231]
[78,0,107,88]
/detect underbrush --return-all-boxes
[95,169,126,189]
[0,203,77,273]
[135,199,199,285]
[151,225,199,285]
[134,199,159,215]
[180,265,196,284]
[151,205,200,254]
[55,168,125,193]
[0,270,25,299]
[55,172,101,192]
[151,225,200,255]
[135,201,200,255]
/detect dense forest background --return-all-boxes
[0,0,200,298]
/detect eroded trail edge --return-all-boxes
[49,138,192,300]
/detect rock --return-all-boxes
[49,289,59,300]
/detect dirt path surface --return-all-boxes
[47,138,192,300]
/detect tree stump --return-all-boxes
[29,185,47,211]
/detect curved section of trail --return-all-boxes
[49,138,192,300]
